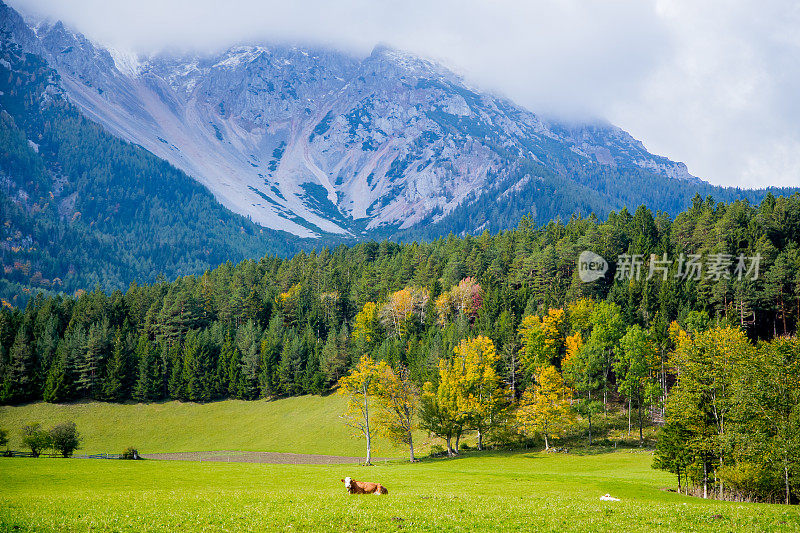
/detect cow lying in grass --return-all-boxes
[341,477,389,495]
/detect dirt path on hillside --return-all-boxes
[140,451,393,464]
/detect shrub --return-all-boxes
[0,428,8,449]
[459,442,471,452]
[484,422,526,450]
[49,422,81,458]
[429,444,446,457]
[22,423,52,457]
[718,462,784,503]
[122,447,140,460]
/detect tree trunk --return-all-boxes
[628,398,632,435]
[786,465,791,505]
[454,431,461,454]
[364,384,372,466]
[638,400,643,446]
[477,429,483,451]
[510,352,516,399]
[703,461,708,499]
[588,411,593,446]
[445,435,454,456]
[780,291,787,335]
[544,433,549,450]
[408,432,415,462]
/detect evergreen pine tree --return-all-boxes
[43,328,83,403]
[182,330,212,402]
[217,333,238,397]
[103,328,129,402]
[133,335,161,402]
[76,319,110,399]
[1,323,36,403]
[236,321,262,399]
[167,338,185,399]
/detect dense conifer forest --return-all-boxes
[2,190,800,502]
[0,192,797,404]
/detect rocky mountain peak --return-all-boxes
[1,0,700,239]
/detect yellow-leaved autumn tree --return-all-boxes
[374,364,419,462]
[435,277,483,325]
[337,355,386,465]
[434,291,454,325]
[518,308,566,375]
[339,356,420,463]
[352,301,381,352]
[452,335,505,450]
[517,365,575,450]
[420,336,506,454]
[566,298,595,334]
[379,287,430,337]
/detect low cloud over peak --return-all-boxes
[11,0,800,188]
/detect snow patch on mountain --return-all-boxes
[1,2,700,238]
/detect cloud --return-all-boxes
[610,0,800,188]
[9,0,800,188]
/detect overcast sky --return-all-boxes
[10,0,800,188]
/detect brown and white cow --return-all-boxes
[341,477,389,495]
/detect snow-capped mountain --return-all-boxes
[1,2,698,239]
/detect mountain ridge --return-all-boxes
[3,3,714,240]
[0,0,795,303]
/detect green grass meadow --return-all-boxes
[1,452,799,532]
[0,396,410,456]
[1,398,798,531]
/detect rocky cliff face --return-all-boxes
[2,2,697,238]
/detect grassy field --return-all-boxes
[0,396,654,458]
[1,398,798,531]
[1,451,798,532]
[0,396,416,457]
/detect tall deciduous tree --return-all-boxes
[379,287,429,338]
[419,380,464,457]
[562,331,601,445]
[733,336,800,504]
[374,364,418,461]
[666,324,756,498]
[517,366,575,450]
[518,308,565,376]
[338,355,384,465]
[615,324,658,445]
[582,301,625,408]
[453,336,505,450]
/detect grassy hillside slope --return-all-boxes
[0,396,416,456]
[1,452,798,531]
